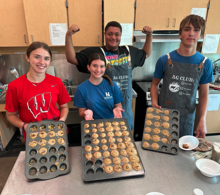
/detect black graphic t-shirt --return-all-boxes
[75,46,146,73]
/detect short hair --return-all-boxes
[26,41,52,59]
[179,15,205,35]
[104,21,122,33]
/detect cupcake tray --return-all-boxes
[141,107,180,155]
[81,118,145,182]
[25,120,70,180]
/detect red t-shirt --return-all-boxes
[5,74,71,141]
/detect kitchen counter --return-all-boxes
[2,136,220,195]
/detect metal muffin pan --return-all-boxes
[81,118,145,182]
[141,107,180,155]
[25,120,70,180]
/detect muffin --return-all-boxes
[123,163,132,171]
[145,120,152,126]
[92,138,100,145]
[57,130,65,136]
[29,140,37,147]
[91,124,97,127]
[161,138,168,143]
[48,131,56,137]
[156,109,162,114]
[99,128,105,132]
[92,133,99,139]
[104,158,112,165]
[126,142,134,148]
[84,129,90,134]
[58,138,65,144]
[108,137,115,143]
[110,143,117,150]
[92,128,98,133]
[101,139,107,144]
[48,139,56,145]
[106,126,113,132]
[155,115,161,120]
[122,131,129,136]
[115,131,122,137]
[102,145,108,150]
[105,122,111,126]
[121,157,129,163]
[114,165,123,173]
[113,126,120,131]
[107,132,114,137]
[126,148,137,156]
[85,145,92,152]
[147,107,154,112]
[100,133,106,138]
[30,133,38,139]
[142,142,150,148]
[112,121,119,126]
[120,149,127,156]
[124,137,131,142]
[143,134,151,140]
[162,122,170,128]
[121,126,127,130]
[146,113,153,119]
[154,122,160,127]
[129,155,139,163]
[111,150,119,157]
[118,142,126,149]
[164,110,170,115]
[39,131,47,138]
[103,151,110,158]
[39,139,47,146]
[39,148,47,155]
[119,121,125,125]
[117,138,123,142]
[104,165,113,174]
[163,116,169,121]
[151,143,159,150]
[153,128,160,134]
[152,135,160,142]
[113,157,121,165]
[84,124,89,128]
[93,146,100,151]
[132,162,141,171]
[94,152,102,158]
[98,122,104,128]
[162,130,169,136]
[84,153,93,160]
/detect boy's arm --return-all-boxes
[150,77,162,109]
[65,24,80,65]
[194,83,209,138]
[142,26,153,58]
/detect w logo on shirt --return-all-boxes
[105,92,110,97]
[27,92,52,119]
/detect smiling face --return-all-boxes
[105,26,121,51]
[26,48,51,74]
[87,59,106,80]
[179,23,201,48]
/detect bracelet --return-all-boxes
[22,123,27,131]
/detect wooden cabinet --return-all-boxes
[23,0,67,46]
[68,0,102,47]
[135,0,209,31]
[0,0,28,47]
[203,0,220,54]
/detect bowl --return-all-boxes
[179,135,199,150]
[196,159,220,177]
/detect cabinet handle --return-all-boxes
[24,34,27,43]
[98,35,99,44]
[31,35,33,43]
[167,18,170,27]
[173,18,176,27]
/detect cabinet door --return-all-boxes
[23,0,67,46]
[135,0,208,31]
[203,0,220,54]
[68,0,102,47]
[0,0,28,46]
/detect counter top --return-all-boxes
[2,136,220,195]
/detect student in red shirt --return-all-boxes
[5,42,71,142]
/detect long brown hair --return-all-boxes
[88,53,113,85]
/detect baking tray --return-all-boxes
[25,120,70,180]
[81,118,145,182]
[141,107,180,155]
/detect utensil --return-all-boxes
[196,159,220,177]
[179,135,199,150]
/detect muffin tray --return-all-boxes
[81,118,145,182]
[141,107,180,155]
[25,120,70,180]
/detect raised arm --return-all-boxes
[194,83,209,138]
[142,26,153,58]
[65,24,80,65]
[150,77,162,109]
